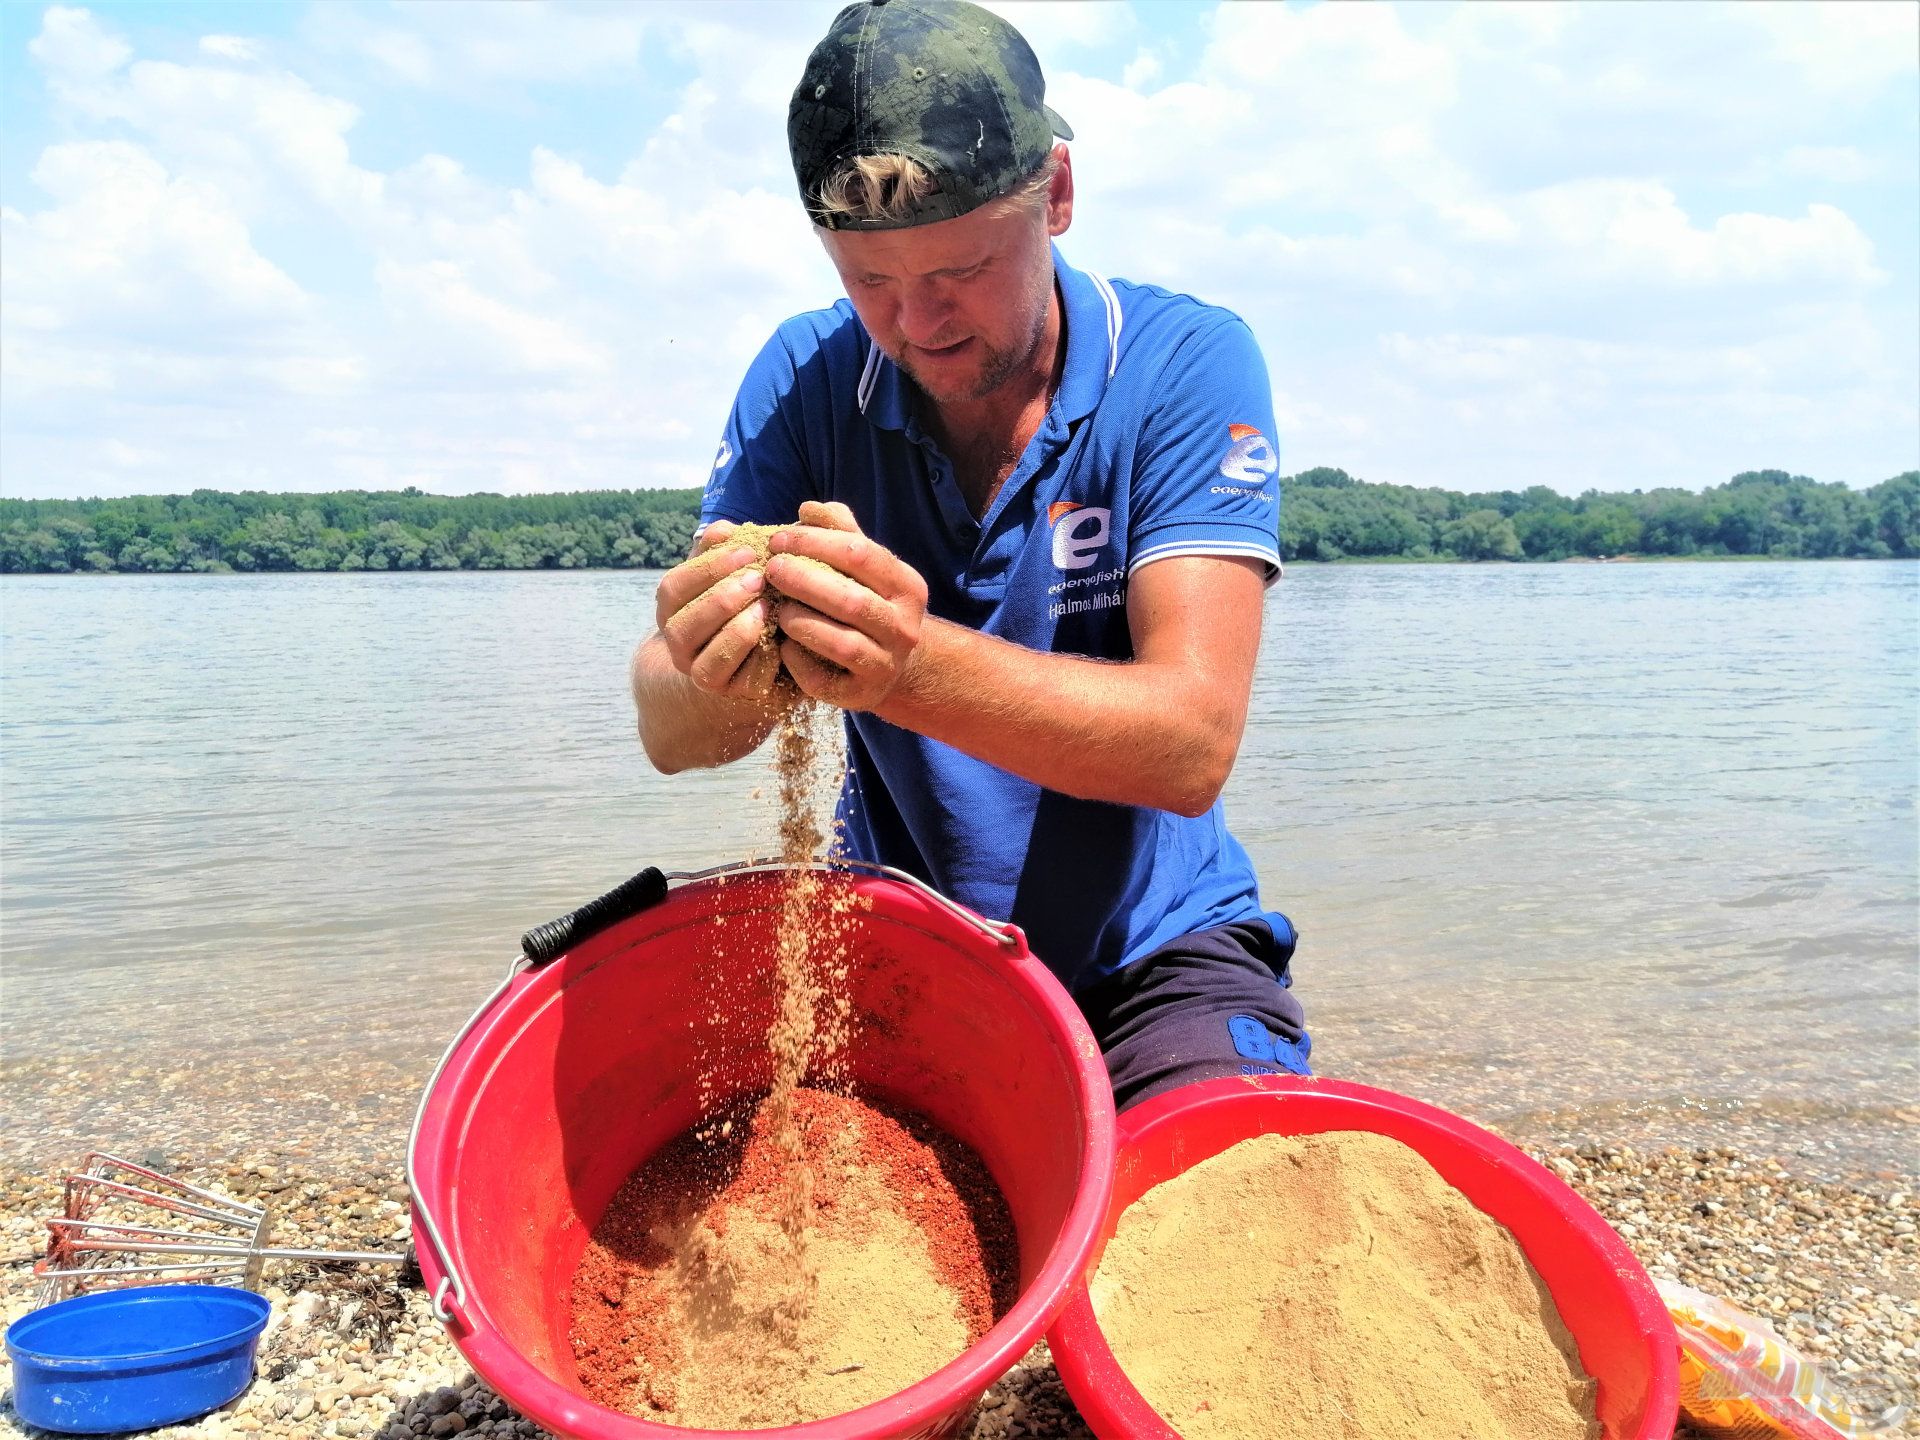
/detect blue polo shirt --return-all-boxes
[700,247,1289,991]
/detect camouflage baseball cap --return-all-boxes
[789,0,1073,231]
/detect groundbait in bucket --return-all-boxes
[408,858,1116,1440]
[1047,1073,1681,1440]
[1661,1279,1909,1440]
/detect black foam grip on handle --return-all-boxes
[520,867,669,967]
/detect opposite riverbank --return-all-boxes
[6,468,1915,574]
[2,1138,1914,1440]
[9,550,1915,577]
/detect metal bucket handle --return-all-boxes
[405,858,1018,1324]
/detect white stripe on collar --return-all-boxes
[856,341,883,413]
[1088,270,1122,380]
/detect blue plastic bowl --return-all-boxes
[5,1285,271,1435]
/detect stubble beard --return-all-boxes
[895,260,1054,407]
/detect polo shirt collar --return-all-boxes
[856,244,1121,432]
[1052,243,1122,425]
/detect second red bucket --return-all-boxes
[1047,1074,1680,1440]
[408,860,1116,1440]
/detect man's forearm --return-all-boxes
[872,618,1247,816]
[631,633,785,773]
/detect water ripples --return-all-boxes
[2,561,1915,1175]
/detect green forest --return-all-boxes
[2,468,1916,574]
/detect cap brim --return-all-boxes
[1045,104,1074,142]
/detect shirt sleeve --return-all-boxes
[1127,317,1284,584]
[698,327,821,538]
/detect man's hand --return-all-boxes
[765,501,930,711]
[653,520,782,698]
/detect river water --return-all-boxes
[2,562,1914,1178]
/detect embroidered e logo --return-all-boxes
[1049,502,1111,570]
[1219,424,1277,484]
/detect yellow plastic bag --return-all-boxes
[1660,1279,1906,1439]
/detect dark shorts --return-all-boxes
[1072,918,1310,1113]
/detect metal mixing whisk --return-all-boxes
[36,1152,405,1306]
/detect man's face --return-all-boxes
[819,152,1073,408]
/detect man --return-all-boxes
[632,0,1308,1111]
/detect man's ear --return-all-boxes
[1047,144,1074,238]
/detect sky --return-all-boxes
[1,0,1916,502]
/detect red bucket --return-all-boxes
[409,862,1116,1440]
[1047,1074,1680,1440]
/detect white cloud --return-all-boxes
[1205,2,1456,118]
[102,438,163,468]
[2,1,1913,499]
[1516,184,1883,288]
[347,22,433,88]
[5,4,854,495]
[1056,3,1471,226]
[36,38,380,223]
[27,5,129,85]
[376,259,611,377]
[1119,48,1162,92]
[1363,299,1916,488]
[4,140,312,337]
[300,1,651,89]
[260,355,367,396]
[1440,1,1577,55]
[528,147,819,299]
[199,35,262,63]
[1439,199,1519,243]
[1778,145,1879,185]
[1737,1,1920,94]
[1380,313,1889,396]
[983,1,1136,55]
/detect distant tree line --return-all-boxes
[2,469,1916,574]
[1281,467,1920,563]
[0,487,702,574]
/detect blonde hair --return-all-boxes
[813,149,1061,227]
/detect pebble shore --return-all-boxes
[3,1143,1914,1440]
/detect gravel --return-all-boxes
[2,1142,1914,1439]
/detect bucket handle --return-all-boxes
[407,858,1020,1327]
[517,859,1019,967]
[406,957,520,1325]
[520,866,669,967]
